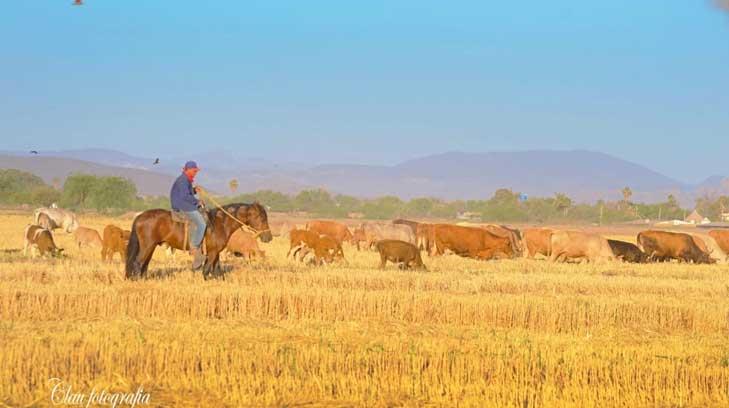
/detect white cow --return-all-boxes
[33,207,79,233]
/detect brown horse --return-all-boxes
[125,202,273,280]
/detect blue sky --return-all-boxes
[1,0,728,183]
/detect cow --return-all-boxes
[36,212,56,230]
[101,225,131,262]
[351,226,374,251]
[457,222,524,256]
[549,231,615,263]
[637,230,714,264]
[708,230,729,262]
[416,223,436,254]
[375,239,426,270]
[226,229,266,260]
[608,239,648,263]
[73,226,103,249]
[392,219,419,235]
[33,207,79,233]
[523,228,554,259]
[355,222,417,250]
[23,225,63,258]
[432,224,514,260]
[305,220,354,246]
[288,229,344,265]
[483,225,523,257]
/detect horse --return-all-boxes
[125,202,273,280]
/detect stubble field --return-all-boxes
[1,212,729,407]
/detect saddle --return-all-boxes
[170,210,209,253]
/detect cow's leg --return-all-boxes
[379,253,387,270]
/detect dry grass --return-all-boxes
[1,212,729,407]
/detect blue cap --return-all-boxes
[184,161,198,170]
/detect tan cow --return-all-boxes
[101,225,131,262]
[226,229,266,260]
[23,225,63,258]
[355,222,416,250]
[708,230,729,262]
[416,223,436,254]
[549,231,614,263]
[523,228,554,259]
[305,220,354,246]
[288,229,344,265]
[73,226,103,249]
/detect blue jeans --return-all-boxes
[184,210,207,248]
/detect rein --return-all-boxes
[196,187,270,238]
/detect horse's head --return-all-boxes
[235,202,273,243]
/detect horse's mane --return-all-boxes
[207,202,256,223]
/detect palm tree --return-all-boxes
[228,179,239,195]
[554,193,572,216]
[622,187,633,204]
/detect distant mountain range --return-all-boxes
[1,149,727,206]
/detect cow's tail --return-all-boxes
[33,209,41,225]
[125,220,141,279]
[636,232,645,252]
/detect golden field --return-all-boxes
[1,212,729,407]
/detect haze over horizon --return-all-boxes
[2,1,728,184]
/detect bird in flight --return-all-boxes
[73,0,83,5]
[29,150,38,155]
[153,158,160,165]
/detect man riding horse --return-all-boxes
[170,161,207,269]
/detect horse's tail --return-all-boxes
[125,219,141,279]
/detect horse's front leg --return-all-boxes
[203,250,223,280]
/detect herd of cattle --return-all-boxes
[18,206,729,270]
[282,219,729,268]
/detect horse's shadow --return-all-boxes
[146,263,235,279]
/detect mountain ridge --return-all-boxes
[1,149,725,206]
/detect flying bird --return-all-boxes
[73,0,83,5]
[153,158,160,165]
[29,150,38,155]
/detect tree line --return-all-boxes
[2,169,727,223]
[227,188,694,224]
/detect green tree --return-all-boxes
[60,174,99,208]
[88,177,137,211]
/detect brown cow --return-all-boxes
[23,225,63,258]
[708,230,729,262]
[549,231,615,263]
[73,226,103,249]
[288,229,344,265]
[637,230,714,264]
[226,229,266,260]
[305,220,354,246]
[523,228,554,259]
[433,224,514,260]
[375,239,426,270]
[102,225,131,262]
[482,225,523,257]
